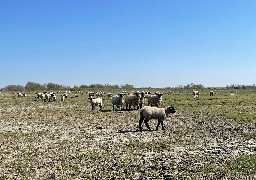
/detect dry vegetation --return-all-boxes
[0,89,255,179]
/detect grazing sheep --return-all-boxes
[192,90,200,96]
[61,95,66,101]
[35,92,45,101]
[49,93,56,102]
[89,96,103,110]
[193,90,200,99]
[17,92,26,97]
[147,93,163,107]
[111,93,125,111]
[209,91,214,96]
[139,106,176,131]
[125,92,141,110]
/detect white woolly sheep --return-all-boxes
[111,93,125,111]
[139,106,176,131]
[89,96,103,110]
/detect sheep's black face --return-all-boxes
[168,106,176,113]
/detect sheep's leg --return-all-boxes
[161,120,165,130]
[156,119,164,130]
[112,105,115,111]
[139,118,144,132]
[156,119,160,131]
[144,118,151,131]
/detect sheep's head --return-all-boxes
[166,106,176,114]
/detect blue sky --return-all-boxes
[1,0,256,88]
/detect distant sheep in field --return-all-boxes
[139,106,176,131]
[88,96,103,110]
[95,91,103,98]
[209,91,214,96]
[111,93,125,111]
[193,90,200,99]
[147,93,163,107]
[17,92,26,97]
[61,95,66,101]
[125,92,141,110]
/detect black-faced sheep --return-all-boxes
[209,91,214,96]
[147,93,163,107]
[125,92,141,110]
[139,106,176,131]
[89,96,103,110]
[111,93,125,111]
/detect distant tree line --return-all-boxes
[2,82,256,91]
[2,82,135,91]
[226,84,256,89]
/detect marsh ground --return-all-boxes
[0,89,255,179]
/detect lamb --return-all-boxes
[111,93,125,111]
[88,96,103,110]
[147,93,163,107]
[139,106,176,131]
[124,92,141,110]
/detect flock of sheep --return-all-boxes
[14,89,216,131]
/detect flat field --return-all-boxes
[0,90,255,179]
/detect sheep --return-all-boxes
[193,90,200,99]
[139,91,145,109]
[139,106,176,131]
[48,92,56,102]
[111,93,125,111]
[61,95,66,102]
[147,93,163,107]
[124,92,141,110]
[88,96,103,110]
[192,90,200,96]
[17,92,26,97]
[209,91,214,96]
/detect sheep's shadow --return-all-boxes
[100,109,112,112]
[117,129,157,133]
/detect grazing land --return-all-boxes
[0,89,255,179]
